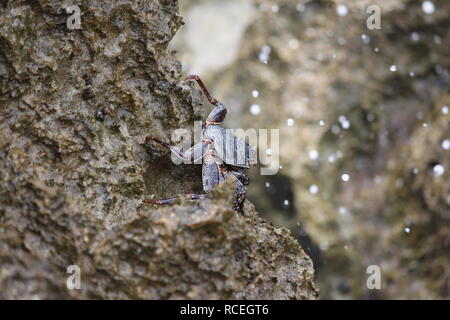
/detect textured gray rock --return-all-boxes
[0,0,318,299]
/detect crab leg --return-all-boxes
[144,194,205,205]
[218,165,247,212]
[145,136,209,163]
[185,74,218,106]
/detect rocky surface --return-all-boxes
[0,0,318,299]
[172,0,449,299]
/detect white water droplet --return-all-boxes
[433,164,444,176]
[271,4,279,12]
[265,182,270,188]
[422,1,435,15]
[413,168,419,175]
[374,47,380,53]
[390,65,397,72]
[338,115,351,129]
[319,120,325,126]
[341,120,351,129]
[287,118,295,126]
[409,71,415,77]
[341,173,350,182]
[404,227,411,234]
[336,4,348,16]
[411,32,420,42]
[251,90,259,98]
[308,149,319,160]
[442,106,449,114]
[266,148,273,156]
[309,185,319,194]
[433,35,442,45]
[249,104,261,115]
[289,39,299,49]
[442,139,450,150]
[328,155,336,163]
[258,45,271,64]
[283,199,289,207]
[339,207,348,215]
[361,34,370,44]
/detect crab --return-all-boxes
[144,75,257,211]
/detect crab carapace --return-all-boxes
[144,75,257,211]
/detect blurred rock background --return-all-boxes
[171,0,449,299]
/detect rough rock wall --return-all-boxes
[0,0,318,299]
[172,0,449,299]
